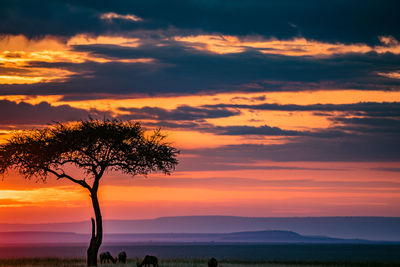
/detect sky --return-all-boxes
[0,0,400,223]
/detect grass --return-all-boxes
[1,258,400,267]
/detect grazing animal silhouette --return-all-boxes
[208,257,218,267]
[136,255,159,267]
[118,251,127,263]
[100,251,116,264]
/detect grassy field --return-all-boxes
[1,244,399,266]
[0,258,400,267]
[3,244,400,262]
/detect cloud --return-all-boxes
[107,176,400,190]
[187,134,400,162]
[231,95,266,102]
[111,100,400,162]
[174,35,400,56]
[0,187,86,206]
[119,105,240,121]
[67,34,141,48]
[0,1,399,99]
[213,125,304,136]
[184,113,400,162]
[206,102,400,117]
[1,10,400,97]
[0,34,154,85]
[1,1,399,45]
[176,157,342,172]
[0,100,104,125]
[0,198,32,207]
[370,167,400,172]
[332,116,400,128]
[100,12,142,22]
[2,43,400,97]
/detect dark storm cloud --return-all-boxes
[0,100,103,125]
[119,105,239,121]
[1,0,400,45]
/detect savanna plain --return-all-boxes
[1,243,400,267]
[0,258,399,267]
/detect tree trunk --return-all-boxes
[87,191,103,267]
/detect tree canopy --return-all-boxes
[0,119,179,266]
[0,119,179,189]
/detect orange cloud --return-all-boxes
[0,95,63,105]
[0,71,74,84]
[0,34,150,84]
[48,90,400,114]
[67,34,141,48]
[174,35,400,56]
[378,71,400,79]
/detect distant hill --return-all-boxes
[0,230,378,244]
[1,216,400,241]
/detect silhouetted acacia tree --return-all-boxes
[0,119,179,266]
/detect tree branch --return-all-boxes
[45,167,91,190]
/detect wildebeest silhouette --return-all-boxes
[118,251,127,263]
[136,255,159,267]
[100,251,116,264]
[208,257,218,267]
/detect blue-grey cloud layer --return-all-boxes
[1,1,399,162]
[2,0,400,44]
[1,0,400,97]
[0,99,399,162]
[2,47,400,96]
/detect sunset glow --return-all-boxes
[0,0,399,226]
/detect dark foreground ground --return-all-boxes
[0,258,399,267]
[0,244,399,266]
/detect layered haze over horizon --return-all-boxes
[0,1,400,224]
